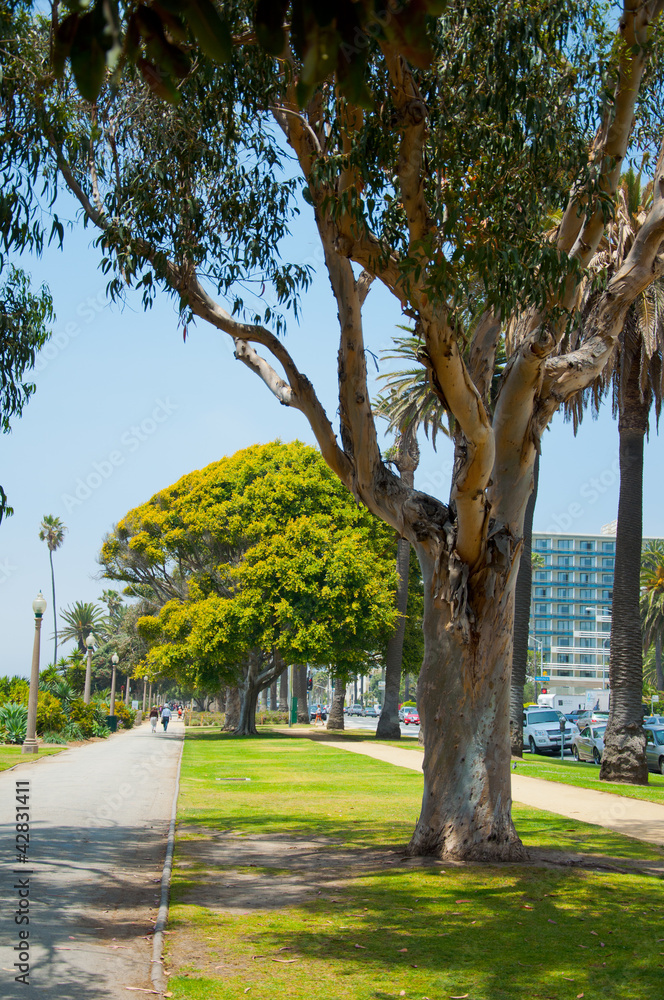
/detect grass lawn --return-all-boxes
[0,745,65,772]
[167,731,664,1000]
[266,725,664,804]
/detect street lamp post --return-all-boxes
[22,592,47,755]
[110,652,119,716]
[142,676,147,712]
[125,673,131,706]
[83,633,94,704]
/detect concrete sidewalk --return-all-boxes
[0,720,183,999]
[318,739,664,848]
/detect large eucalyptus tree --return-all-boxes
[11,0,664,859]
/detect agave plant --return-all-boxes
[0,702,28,744]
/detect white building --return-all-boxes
[529,527,659,698]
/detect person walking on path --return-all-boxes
[149,705,159,733]
[161,704,172,731]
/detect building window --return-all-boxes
[558,556,571,566]
[535,571,549,581]
[602,574,613,583]
[557,588,568,598]
[580,606,593,616]
[557,654,570,663]
[602,541,615,552]
[580,540,594,551]
[557,637,571,647]
[557,604,569,615]
[535,588,548,597]
[555,669,573,677]
[580,589,595,599]
[535,604,549,614]
[558,539,572,550]
[579,573,595,583]
[557,572,570,582]
[580,557,595,568]
[535,539,549,550]
[603,590,613,600]
[602,557,614,567]
[579,654,593,664]
[558,619,572,631]
[579,637,593,648]
[578,670,595,678]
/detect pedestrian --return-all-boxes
[161,704,172,731]
[177,706,182,719]
[149,706,159,733]
[315,704,322,725]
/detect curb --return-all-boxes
[151,730,185,995]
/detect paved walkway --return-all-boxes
[0,720,183,1000]
[319,739,664,847]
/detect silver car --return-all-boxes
[644,726,664,775]
[572,724,606,764]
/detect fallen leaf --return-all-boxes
[455,900,471,904]
[562,977,574,981]
[398,948,408,953]
[450,995,469,999]
[523,905,534,910]
[579,945,589,949]
[577,994,584,998]
[590,931,598,936]
[354,944,367,949]
[399,992,405,997]
[271,958,298,964]
[548,919,557,924]
[244,990,251,995]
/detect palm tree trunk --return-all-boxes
[279,667,288,710]
[377,536,411,738]
[326,675,345,730]
[49,548,57,666]
[600,364,649,784]
[509,451,540,756]
[294,664,309,723]
[656,634,663,691]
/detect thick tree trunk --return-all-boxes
[600,373,648,784]
[270,679,278,710]
[294,664,310,723]
[408,553,526,861]
[235,679,260,736]
[509,451,540,756]
[223,685,242,731]
[49,548,58,667]
[279,668,288,710]
[377,535,411,739]
[326,677,345,730]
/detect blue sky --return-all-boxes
[1,192,662,678]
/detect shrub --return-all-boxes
[0,677,29,707]
[67,698,97,738]
[62,722,85,742]
[42,731,67,744]
[113,703,136,730]
[36,691,66,735]
[0,702,28,743]
[256,710,288,725]
[92,720,111,738]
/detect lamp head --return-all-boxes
[86,633,94,650]
[111,653,119,665]
[32,591,47,617]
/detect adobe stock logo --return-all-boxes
[61,398,178,513]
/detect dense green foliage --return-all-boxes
[101,441,398,689]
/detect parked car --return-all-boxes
[523,707,576,755]
[309,706,328,721]
[398,706,411,721]
[572,724,606,763]
[644,726,664,774]
[404,710,420,725]
[364,705,380,718]
[347,703,364,716]
[643,714,664,726]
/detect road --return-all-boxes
[0,721,183,1000]
[343,714,420,737]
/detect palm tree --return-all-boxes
[373,333,451,739]
[641,540,664,690]
[58,601,108,653]
[38,515,67,665]
[565,164,664,784]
